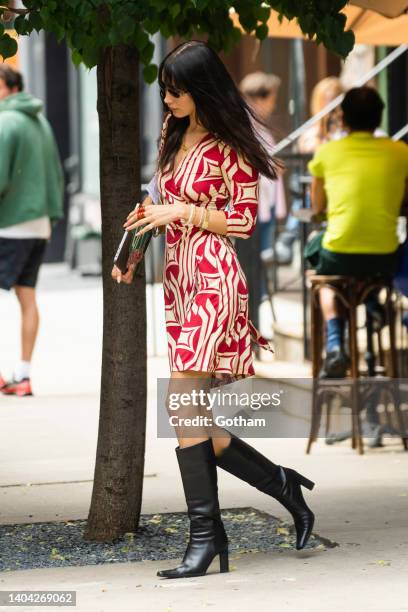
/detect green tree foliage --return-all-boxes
[0,1,354,79]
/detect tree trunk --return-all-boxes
[85,45,147,541]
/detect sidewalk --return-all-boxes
[1,265,407,611]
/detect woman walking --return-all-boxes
[112,41,315,579]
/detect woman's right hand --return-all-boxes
[111,263,136,285]
[111,196,152,285]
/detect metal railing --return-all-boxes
[273,45,408,156]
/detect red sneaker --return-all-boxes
[0,374,6,390]
[1,378,33,397]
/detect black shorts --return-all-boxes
[304,231,399,278]
[0,238,47,291]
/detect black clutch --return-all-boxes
[114,230,133,274]
[113,204,153,274]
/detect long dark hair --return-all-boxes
[158,41,282,179]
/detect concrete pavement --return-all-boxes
[1,265,407,611]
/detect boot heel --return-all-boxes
[219,549,229,573]
[297,473,315,490]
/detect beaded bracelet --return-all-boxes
[199,208,205,229]
[197,206,206,227]
[188,204,196,225]
[191,205,198,226]
[181,203,195,226]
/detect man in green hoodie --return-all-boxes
[0,65,64,396]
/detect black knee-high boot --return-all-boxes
[157,439,229,579]
[215,434,315,550]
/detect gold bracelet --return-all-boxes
[201,208,210,231]
[197,207,205,227]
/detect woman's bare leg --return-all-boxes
[167,370,232,453]
[167,370,211,448]
[210,432,232,457]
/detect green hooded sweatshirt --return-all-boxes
[0,92,64,228]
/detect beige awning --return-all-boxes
[231,5,408,46]
[350,1,408,19]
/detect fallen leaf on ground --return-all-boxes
[277,527,290,535]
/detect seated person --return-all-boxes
[306,86,408,378]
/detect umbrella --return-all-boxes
[350,1,408,19]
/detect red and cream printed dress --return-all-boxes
[157,131,273,384]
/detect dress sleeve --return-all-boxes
[220,145,259,239]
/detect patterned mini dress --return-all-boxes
[157,129,274,386]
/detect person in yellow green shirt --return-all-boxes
[307,86,408,378]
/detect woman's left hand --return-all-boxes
[123,203,186,235]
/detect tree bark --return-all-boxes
[85,45,147,541]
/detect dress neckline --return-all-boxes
[172,131,213,181]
